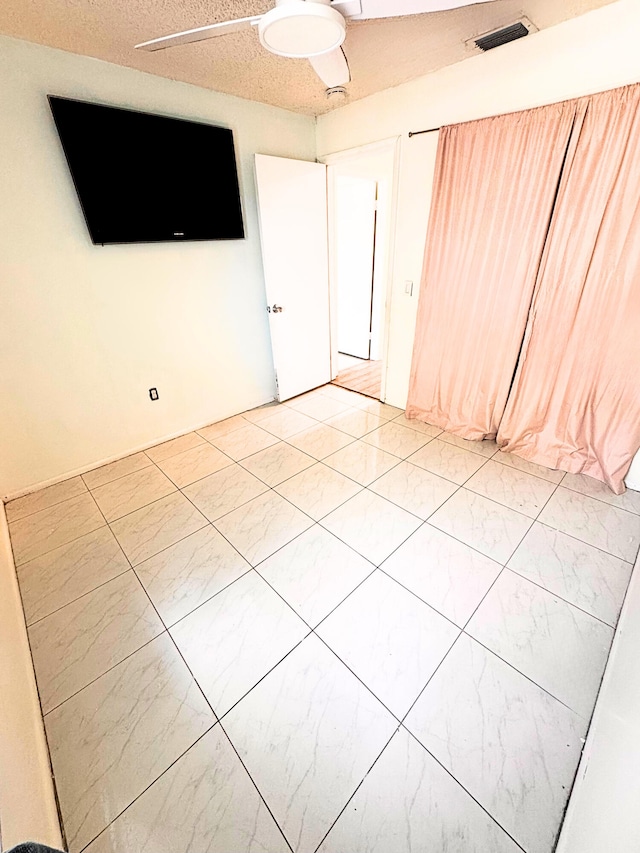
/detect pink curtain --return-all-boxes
[406,102,578,439]
[497,85,640,494]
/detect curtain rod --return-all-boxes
[407,82,637,138]
[408,127,440,137]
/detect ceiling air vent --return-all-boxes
[475,21,529,51]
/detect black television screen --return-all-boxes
[48,96,245,245]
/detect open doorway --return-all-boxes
[323,139,399,401]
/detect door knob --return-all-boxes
[272,305,284,313]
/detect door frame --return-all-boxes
[320,137,400,403]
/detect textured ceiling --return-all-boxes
[0,0,617,114]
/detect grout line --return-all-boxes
[255,562,378,635]
[75,722,219,853]
[400,727,528,853]
[310,725,402,852]
[152,453,237,491]
[4,481,90,523]
[81,455,155,491]
[144,434,208,465]
[502,565,618,629]
[533,518,635,565]
[210,631,312,726]
[24,564,133,629]
[41,630,167,719]
[215,720,296,853]
[490,451,567,485]
[554,482,640,518]
[459,630,590,720]
[164,566,255,631]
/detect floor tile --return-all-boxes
[223,634,397,853]
[28,571,164,713]
[14,405,631,853]
[539,486,640,562]
[465,460,558,518]
[324,409,387,438]
[256,407,320,439]
[182,464,269,522]
[362,422,431,458]
[145,431,206,463]
[562,471,640,515]
[213,491,313,566]
[317,572,459,717]
[320,385,373,408]
[17,527,129,625]
[369,460,458,519]
[322,490,422,566]
[493,449,565,484]
[438,432,499,458]
[288,422,355,460]
[136,525,251,626]
[408,439,487,485]
[392,413,442,437]
[285,394,352,421]
[91,466,176,521]
[429,489,532,564]
[171,571,308,716]
[257,525,373,627]
[240,442,315,487]
[275,463,361,520]
[405,634,587,853]
[241,401,283,423]
[111,492,208,566]
[9,492,105,565]
[284,387,333,409]
[381,524,502,627]
[359,401,405,421]
[318,727,521,853]
[5,476,87,523]
[45,633,214,852]
[82,452,153,490]
[196,413,248,442]
[210,422,279,460]
[83,726,290,853]
[154,442,232,488]
[466,569,614,717]
[508,521,633,626]
[324,440,399,486]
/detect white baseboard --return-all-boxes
[2,396,275,504]
[556,550,640,852]
[0,504,63,850]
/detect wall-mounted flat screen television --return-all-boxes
[48,96,245,245]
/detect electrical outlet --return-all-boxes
[149,387,159,401]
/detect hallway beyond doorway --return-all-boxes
[333,353,382,399]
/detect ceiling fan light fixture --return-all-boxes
[258,1,346,58]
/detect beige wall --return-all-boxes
[0,35,315,498]
[0,504,62,851]
[317,0,640,419]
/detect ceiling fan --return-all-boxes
[135,0,496,89]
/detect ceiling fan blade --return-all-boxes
[135,16,262,52]
[347,0,495,20]
[330,0,363,16]
[308,47,351,87]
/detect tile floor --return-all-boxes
[7,384,640,853]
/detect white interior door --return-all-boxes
[335,175,377,359]
[254,154,331,402]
